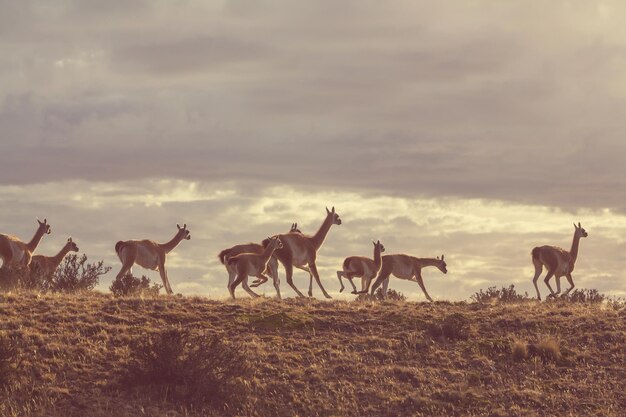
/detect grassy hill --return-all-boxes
[0,292,624,417]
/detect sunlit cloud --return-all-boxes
[1,179,624,300]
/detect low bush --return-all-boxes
[0,267,29,291]
[122,328,250,411]
[565,288,607,303]
[356,288,407,302]
[429,313,470,341]
[470,285,530,303]
[511,340,529,362]
[43,254,111,293]
[375,288,406,301]
[528,338,561,362]
[110,273,161,297]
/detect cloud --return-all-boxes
[0,179,623,300]
[1,0,626,210]
[1,1,626,300]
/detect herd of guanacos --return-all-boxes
[0,207,588,302]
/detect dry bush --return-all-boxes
[376,288,406,301]
[122,328,251,411]
[0,267,34,291]
[528,338,561,362]
[471,285,530,303]
[429,313,470,340]
[511,340,529,362]
[44,254,111,293]
[356,288,407,302]
[110,273,161,297]
[565,288,607,303]
[0,333,20,393]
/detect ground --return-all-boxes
[0,292,624,417]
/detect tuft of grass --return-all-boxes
[429,313,470,341]
[121,327,250,410]
[109,273,162,297]
[511,340,529,362]
[529,338,561,362]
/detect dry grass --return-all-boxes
[0,292,624,416]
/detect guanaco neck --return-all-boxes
[415,258,440,270]
[26,226,47,253]
[570,231,582,263]
[261,242,278,263]
[373,246,383,269]
[310,214,333,251]
[159,232,185,253]
[50,244,73,268]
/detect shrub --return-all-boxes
[528,338,561,362]
[429,313,470,341]
[565,288,607,303]
[44,254,111,293]
[470,285,530,303]
[356,288,407,302]
[376,288,406,301]
[511,340,529,362]
[0,333,20,392]
[122,328,250,410]
[0,267,29,291]
[110,273,161,297]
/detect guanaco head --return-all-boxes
[267,236,283,250]
[436,254,448,274]
[372,240,385,253]
[574,222,588,238]
[290,223,302,233]
[177,223,191,240]
[326,206,342,226]
[37,218,52,235]
[66,237,79,252]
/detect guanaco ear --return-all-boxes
[331,206,335,213]
[326,207,330,214]
[68,237,72,242]
[37,218,42,225]
[441,254,445,261]
[177,224,181,230]
[573,222,578,229]
[437,256,440,260]
[578,222,581,228]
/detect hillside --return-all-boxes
[0,293,624,417]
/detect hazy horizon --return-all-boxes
[2,1,626,299]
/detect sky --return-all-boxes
[1,0,626,300]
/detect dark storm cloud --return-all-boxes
[2,1,626,211]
